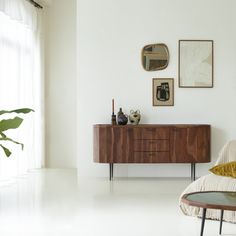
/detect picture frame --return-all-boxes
[178,40,214,88]
[153,78,174,106]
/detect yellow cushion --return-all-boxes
[209,161,236,178]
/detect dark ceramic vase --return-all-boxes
[117,108,128,125]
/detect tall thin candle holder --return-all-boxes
[111,98,117,125]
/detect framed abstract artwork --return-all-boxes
[179,40,214,88]
[153,78,174,106]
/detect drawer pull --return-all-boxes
[149,141,157,144]
[148,153,155,156]
[134,140,169,152]
[146,128,156,132]
[173,128,179,132]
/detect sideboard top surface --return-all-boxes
[94,124,211,128]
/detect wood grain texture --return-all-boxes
[170,126,210,163]
[133,152,170,163]
[134,140,169,152]
[93,126,133,163]
[93,124,210,164]
[133,127,170,139]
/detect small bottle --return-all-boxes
[118,108,123,117]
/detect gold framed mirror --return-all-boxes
[142,43,169,71]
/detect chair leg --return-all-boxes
[200,208,207,236]
[219,209,224,235]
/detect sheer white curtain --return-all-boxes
[0,0,44,180]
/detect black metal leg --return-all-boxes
[219,209,224,235]
[200,208,207,236]
[191,163,196,181]
[109,163,113,181]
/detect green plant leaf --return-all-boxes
[0,144,11,157]
[0,132,6,138]
[0,137,24,150]
[0,117,23,132]
[0,108,33,157]
[0,108,34,116]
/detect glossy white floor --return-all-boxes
[0,169,235,236]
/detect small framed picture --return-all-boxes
[153,78,174,106]
[179,40,214,88]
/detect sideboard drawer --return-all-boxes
[134,140,169,151]
[133,127,170,140]
[133,152,170,163]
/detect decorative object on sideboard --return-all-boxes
[179,40,214,88]
[129,110,141,125]
[117,108,128,125]
[153,78,174,106]
[141,43,169,71]
[111,98,117,125]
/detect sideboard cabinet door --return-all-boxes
[93,126,134,163]
[170,126,210,163]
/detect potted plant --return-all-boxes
[0,108,34,157]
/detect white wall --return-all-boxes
[44,0,77,168]
[77,0,236,177]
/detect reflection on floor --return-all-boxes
[0,169,235,236]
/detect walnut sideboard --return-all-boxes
[93,124,211,181]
